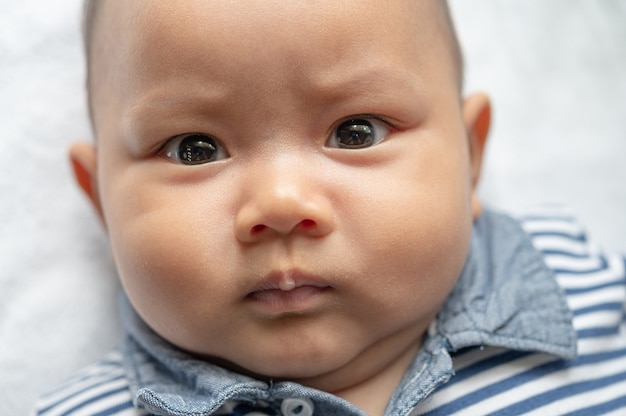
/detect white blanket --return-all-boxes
[1,1,624,414]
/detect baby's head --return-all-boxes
[72,0,490,409]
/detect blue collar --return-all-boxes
[436,210,577,357]
[120,210,577,416]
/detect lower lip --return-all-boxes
[246,286,330,314]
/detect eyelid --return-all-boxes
[159,132,229,165]
[333,114,396,130]
[326,114,395,149]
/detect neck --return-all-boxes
[213,322,428,415]
[331,338,420,416]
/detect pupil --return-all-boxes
[337,120,374,148]
[178,135,217,164]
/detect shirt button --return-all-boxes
[280,398,314,416]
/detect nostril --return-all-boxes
[251,224,267,234]
[249,220,317,237]
[299,219,316,229]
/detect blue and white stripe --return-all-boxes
[415,210,626,415]
[34,350,143,416]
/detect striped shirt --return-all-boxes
[35,209,626,415]
[34,350,140,416]
[412,211,626,415]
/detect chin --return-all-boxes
[233,344,353,381]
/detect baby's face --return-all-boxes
[85,0,484,391]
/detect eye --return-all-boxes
[162,133,229,165]
[327,117,391,149]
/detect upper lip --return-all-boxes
[248,269,331,294]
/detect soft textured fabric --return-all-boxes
[34,210,626,415]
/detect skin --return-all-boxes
[71,1,491,414]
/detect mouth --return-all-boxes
[246,269,332,315]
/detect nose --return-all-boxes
[235,162,335,243]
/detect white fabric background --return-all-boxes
[0,1,624,414]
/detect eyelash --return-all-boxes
[159,115,394,165]
[160,133,229,165]
[326,115,393,150]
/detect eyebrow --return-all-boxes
[121,83,232,141]
[308,63,427,104]
[122,64,427,141]
[125,82,230,122]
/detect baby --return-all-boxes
[36,1,626,415]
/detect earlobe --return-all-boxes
[69,142,106,228]
[462,93,491,219]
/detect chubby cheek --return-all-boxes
[350,143,474,319]
[358,207,471,328]
[103,180,239,347]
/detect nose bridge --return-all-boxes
[252,148,305,190]
[235,153,334,241]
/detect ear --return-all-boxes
[463,93,491,219]
[69,142,106,228]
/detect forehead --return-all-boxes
[92,0,447,37]
[91,0,453,75]
[89,0,458,128]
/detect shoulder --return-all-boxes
[34,349,148,416]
